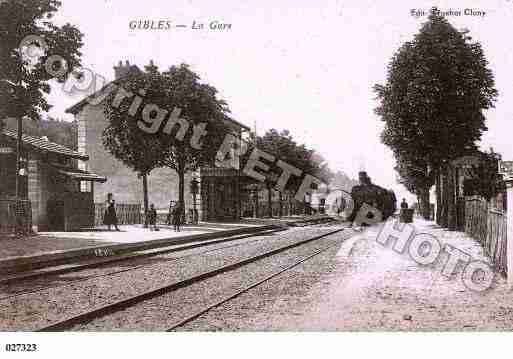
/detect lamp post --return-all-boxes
[190,177,199,224]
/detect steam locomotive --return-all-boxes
[348,171,397,222]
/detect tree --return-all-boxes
[249,129,333,217]
[3,116,77,149]
[394,152,434,219]
[253,129,294,217]
[462,149,504,201]
[156,64,231,215]
[329,170,359,192]
[374,8,497,227]
[102,64,163,223]
[0,0,83,124]
[102,62,231,218]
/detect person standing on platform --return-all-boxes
[401,198,409,210]
[103,193,120,231]
[166,200,175,225]
[147,203,158,231]
[172,203,182,232]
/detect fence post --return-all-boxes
[507,180,513,289]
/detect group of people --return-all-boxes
[103,194,183,232]
[147,201,183,232]
[166,201,183,232]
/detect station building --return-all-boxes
[66,60,251,222]
[0,127,106,232]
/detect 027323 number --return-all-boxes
[5,344,38,352]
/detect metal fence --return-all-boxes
[465,197,507,275]
[94,203,142,226]
[241,201,306,218]
[0,198,32,235]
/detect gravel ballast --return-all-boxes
[70,229,353,331]
[0,225,346,331]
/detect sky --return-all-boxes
[44,0,513,203]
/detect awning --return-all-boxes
[1,127,89,160]
[53,166,107,183]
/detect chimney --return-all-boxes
[113,59,135,79]
[358,171,371,186]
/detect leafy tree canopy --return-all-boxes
[0,0,83,123]
[3,116,77,149]
[102,62,232,207]
[375,8,497,176]
[245,128,333,193]
[462,148,504,201]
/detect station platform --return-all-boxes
[0,215,331,279]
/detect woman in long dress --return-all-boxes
[103,193,120,231]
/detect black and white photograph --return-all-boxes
[1,0,512,357]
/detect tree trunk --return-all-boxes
[267,184,273,218]
[435,169,441,225]
[440,164,449,228]
[142,174,149,228]
[178,166,185,221]
[417,185,431,220]
[278,191,283,218]
[254,189,259,218]
[447,165,457,231]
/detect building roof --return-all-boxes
[1,128,89,161]
[65,73,250,132]
[51,164,107,183]
[64,78,123,115]
[223,116,251,132]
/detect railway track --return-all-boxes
[1,219,338,302]
[1,217,337,289]
[166,241,344,331]
[37,226,349,331]
[2,217,336,286]
[0,227,286,300]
